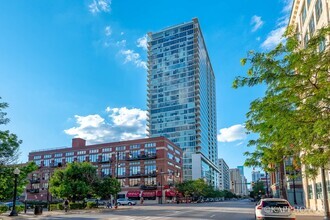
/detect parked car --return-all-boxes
[255,198,295,220]
[3,201,24,209]
[116,198,136,206]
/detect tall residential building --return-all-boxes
[252,170,261,183]
[147,18,219,187]
[289,0,330,211]
[230,168,243,195]
[237,165,244,176]
[218,159,230,190]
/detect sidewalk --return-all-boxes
[0,206,132,220]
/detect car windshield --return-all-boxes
[263,201,289,208]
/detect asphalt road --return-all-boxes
[1,199,324,220]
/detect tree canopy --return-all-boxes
[233,26,330,177]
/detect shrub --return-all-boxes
[0,205,8,214]
[57,203,64,210]
[15,205,24,213]
[69,203,85,210]
[49,204,58,211]
[86,202,97,209]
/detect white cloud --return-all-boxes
[105,26,112,36]
[64,107,147,144]
[250,15,264,32]
[120,49,147,69]
[217,124,247,142]
[261,26,286,49]
[116,40,126,47]
[89,0,111,14]
[137,34,148,51]
[261,0,292,49]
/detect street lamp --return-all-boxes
[156,169,164,204]
[9,168,20,216]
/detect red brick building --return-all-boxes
[27,137,183,203]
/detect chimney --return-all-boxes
[72,138,86,148]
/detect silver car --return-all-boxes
[116,198,136,206]
[255,198,295,220]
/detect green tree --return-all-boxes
[252,181,265,197]
[49,162,99,201]
[176,180,195,198]
[0,97,21,165]
[233,26,330,178]
[0,162,38,201]
[95,176,121,200]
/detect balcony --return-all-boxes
[126,154,157,161]
[98,159,111,164]
[30,178,40,184]
[140,185,157,190]
[27,189,40,194]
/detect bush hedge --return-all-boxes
[69,203,85,210]
[16,205,24,213]
[86,202,97,209]
[0,205,8,214]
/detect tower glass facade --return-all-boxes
[147,18,219,186]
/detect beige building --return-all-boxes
[289,0,330,212]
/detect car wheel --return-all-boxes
[117,202,121,206]
[128,202,132,206]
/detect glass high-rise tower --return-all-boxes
[147,18,219,187]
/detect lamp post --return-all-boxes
[156,169,164,204]
[115,152,120,208]
[9,168,20,216]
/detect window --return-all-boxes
[43,172,50,181]
[44,154,52,159]
[89,154,98,162]
[101,168,111,177]
[35,160,41,166]
[319,37,326,52]
[129,178,141,187]
[167,152,174,160]
[301,3,307,24]
[145,177,156,186]
[117,152,126,160]
[316,183,322,199]
[130,166,141,175]
[145,160,156,164]
[145,147,156,156]
[130,144,140,149]
[44,159,50,167]
[167,144,174,151]
[66,156,74,163]
[145,142,156,148]
[102,153,111,162]
[77,155,85,162]
[309,15,315,35]
[54,153,62,157]
[54,158,62,164]
[175,157,181,163]
[119,179,125,187]
[65,152,74,156]
[42,183,49,189]
[116,146,125,151]
[308,185,313,199]
[129,150,141,159]
[145,165,156,174]
[32,183,40,189]
[89,149,98,154]
[102,148,111,152]
[118,167,126,176]
[175,149,180,155]
[315,0,323,22]
[77,151,86,155]
[33,155,41,160]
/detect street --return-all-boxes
[1,200,324,220]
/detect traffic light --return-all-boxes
[231,181,234,186]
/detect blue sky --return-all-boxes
[0,0,292,182]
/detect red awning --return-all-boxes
[156,190,162,197]
[165,190,176,197]
[142,191,156,197]
[127,191,140,197]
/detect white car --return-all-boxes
[116,198,136,206]
[255,198,295,220]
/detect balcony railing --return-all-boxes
[126,154,157,161]
[98,159,111,164]
[140,185,157,190]
[30,178,40,184]
[27,189,40,194]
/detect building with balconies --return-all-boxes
[147,18,220,188]
[27,137,183,203]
